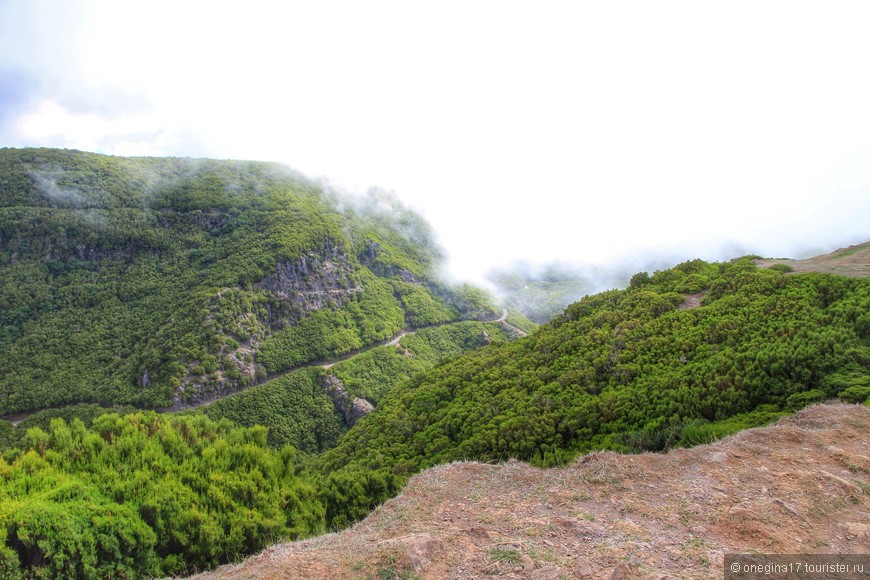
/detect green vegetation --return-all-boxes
[0,413,324,577]
[487,266,593,323]
[390,280,457,326]
[4,404,138,448]
[3,148,869,575]
[334,321,507,403]
[192,320,510,449]
[311,259,869,526]
[769,263,795,273]
[505,309,538,334]
[190,369,347,452]
[0,148,485,417]
[257,273,406,374]
[622,404,789,451]
[486,262,630,323]
[331,346,428,405]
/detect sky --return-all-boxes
[1,0,868,285]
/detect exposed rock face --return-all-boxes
[255,242,361,315]
[171,244,364,408]
[321,374,373,427]
[350,398,374,424]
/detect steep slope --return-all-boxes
[200,403,870,579]
[0,148,496,417]
[182,320,514,453]
[308,255,870,526]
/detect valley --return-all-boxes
[164,308,512,413]
[0,149,867,578]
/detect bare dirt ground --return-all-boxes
[677,292,706,310]
[755,241,870,278]
[197,403,870,579]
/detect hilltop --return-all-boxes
[755,241,870,278]
[200,403,870,579]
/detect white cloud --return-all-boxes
[2,0,869,283]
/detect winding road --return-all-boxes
[4,308,522,424]
[168,308,515,412]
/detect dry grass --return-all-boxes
[195,403,870,579]
[754,241,870,278]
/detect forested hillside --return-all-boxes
[0,148,497,418]
[310,257,870,526]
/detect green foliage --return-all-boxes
[837,376,870,403]
[0,422,13,450]
[339,188,444,279]
[197,321,505,445]
[441,283,500,321]
[505,310,538,334]
[390,281,458,327]
[488,547,521,564]
[629,271,651,288]
[309,262,870,527]
[673,405,788,448]
[330,321,500,404]
[488,266,595,323]
[257,274,406,373]
[6,149,867,569]
[785,389,826,410]
[330,347,428,405]
[618,404,788,452]
[9,404,138,446]
[0,413,325,576]
[0,148,479,415]
[313,466,401,531]
[769,263,795,273]
[191,369,346,452]
[398,321,502,365]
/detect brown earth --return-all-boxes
[677,292,706,310]
[755,241,870,278]
[197,403,870,579]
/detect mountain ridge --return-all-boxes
[0,148,499,417]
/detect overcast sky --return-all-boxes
[1,0,868,284]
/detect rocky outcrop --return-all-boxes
[170,244,363,408]
[321,375,373,427]
[256,242,361,315]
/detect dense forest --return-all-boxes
[0,412,325,577]
[0,148,497,419]
[1,149,868,577]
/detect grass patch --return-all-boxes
[371,550,419,580]
[487,547,521,564]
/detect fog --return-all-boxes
[1,1,868,286]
